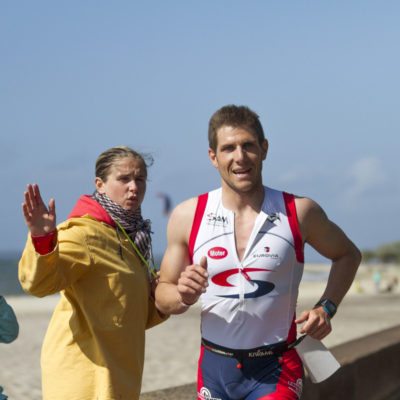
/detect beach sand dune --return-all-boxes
[1,264,399,399]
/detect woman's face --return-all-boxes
[95,157,147,211]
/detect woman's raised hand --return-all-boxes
[22,184,56,236]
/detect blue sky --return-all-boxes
[1,1,399,261]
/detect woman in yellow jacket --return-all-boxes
[19,146,167,400]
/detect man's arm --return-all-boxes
[155,198,209,315]
[295,197,362,340]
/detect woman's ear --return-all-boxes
[94,177,105,194]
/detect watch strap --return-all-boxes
[314,299,337,318]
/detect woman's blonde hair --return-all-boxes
[95,146,153,181]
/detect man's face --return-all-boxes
[208,125,268,194]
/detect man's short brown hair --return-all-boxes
[208,105,266,152]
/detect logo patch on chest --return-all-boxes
[253,246,280,259]
[208,247,228,259]
[211,268,275,299]
[206,212,229,227]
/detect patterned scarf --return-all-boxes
[92,191,153,261]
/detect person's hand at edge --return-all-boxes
[22,183,56,236]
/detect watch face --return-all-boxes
[322,300,336,317]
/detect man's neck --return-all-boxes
[220,183,265,214]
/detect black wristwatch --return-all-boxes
[314,299,337,318]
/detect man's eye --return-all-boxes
[243,143,256,151]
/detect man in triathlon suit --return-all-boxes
[155,105,361,400]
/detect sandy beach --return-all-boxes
[1,263,399,399]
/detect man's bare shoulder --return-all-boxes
[293,195,361,263]
[293,195,329,241]
[169,197,198,223]
[293,196,325,221]
[166,197,198,242]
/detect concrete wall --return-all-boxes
[139,325,400,400]
[301,325,400,400]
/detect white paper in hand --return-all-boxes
[296,336,341,383]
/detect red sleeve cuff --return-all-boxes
[31,231,57,255]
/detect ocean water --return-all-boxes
[1,254,330,296]
[0,255,25,296]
